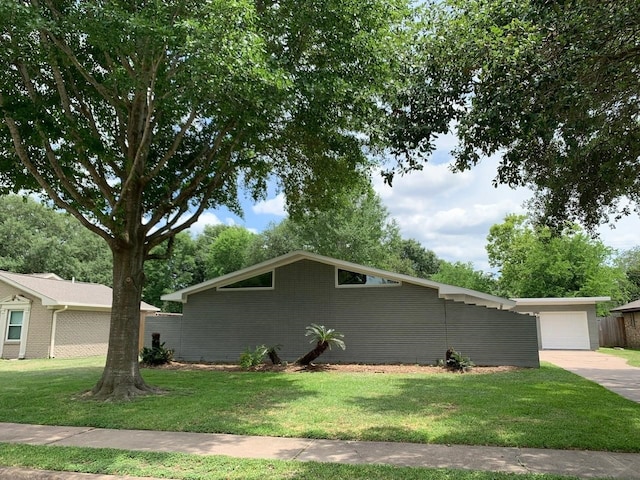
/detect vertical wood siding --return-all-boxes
[151,260,539,366]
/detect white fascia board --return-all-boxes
[45,303,111,312]
[513,297,611,306]
[44,302,159,312]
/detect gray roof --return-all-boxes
[0,271,159,311]
[162,250,516,310]
[611,299,640,313]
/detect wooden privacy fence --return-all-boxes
[598,316,626,347]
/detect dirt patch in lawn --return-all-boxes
[152,361,520,375]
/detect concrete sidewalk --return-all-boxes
[540,350,640,403]
[1,422,640,479]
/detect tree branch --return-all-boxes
[145,108,198,182]
[1,95,112,243]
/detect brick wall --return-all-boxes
[624,312,640,349]
[53,310,110,358]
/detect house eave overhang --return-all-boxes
[513,297,610,307]
[162,250,515,310]
[1,272,159,312]
[0,273,57,305]
[611,299,640,313]
[43,302,159,312]
[45,303,111,312]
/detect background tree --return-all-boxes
[289,186,405,269]
[246,220,304,266]
[615,247,640,302]
[0,0,412,399]
[176,224,235,285]
[397,238,440,279]
[143,232,197,313]
[389,0,640,228]
[487,215,628,314]
[246,185,430,274]
[205,226,256,278]
[0,195,112,285]
[430,260,497,295]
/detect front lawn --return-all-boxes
[599,347,640,367]
[1,357,639,452]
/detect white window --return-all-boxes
[6,310,24,341]
[0,295,32,359]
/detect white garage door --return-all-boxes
[539,311,590,350]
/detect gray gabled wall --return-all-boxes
[147,259,539,367]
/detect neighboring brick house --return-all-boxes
[611,300,640,349]
[0,271,158,359]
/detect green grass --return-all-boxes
[0,443,590,480]
[1,357,639,453]
[599,347,640,367]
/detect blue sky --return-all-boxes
[190,133,640,271]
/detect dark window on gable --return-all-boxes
[338,269,367,285]
[219,271,273,289]
[337,269,400,286]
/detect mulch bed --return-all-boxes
[150,361,520,375]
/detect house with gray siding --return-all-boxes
[0,271,159,359]
[155,251,539,367]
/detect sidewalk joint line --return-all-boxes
[291,438,315,460]
[44,426,97,446]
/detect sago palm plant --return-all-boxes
[296,324,346,365]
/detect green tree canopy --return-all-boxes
[247,186,436,275]
[0,0,413,399]
[143,231,197,313]
[205,226,256,279]
[389,0,640,228]
[430,260,497,295]
[615,247,640,302]
[0,195,112,285]
[397,238,440,279]
[487,215,628,313]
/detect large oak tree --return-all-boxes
[0,0,412,399]
[390,0,640,228]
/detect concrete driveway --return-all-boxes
[539,350,640,403]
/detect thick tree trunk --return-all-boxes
[89,241,157,400]
[296,341,328,366]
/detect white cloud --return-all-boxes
[252,193,287,217]
[375,152,640,271]
[188,211,223,235]
[374,155,532,269]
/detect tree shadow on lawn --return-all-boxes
[77,369,320,436]
[0,367,318,437]
[341,368,640,452]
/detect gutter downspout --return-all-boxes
[49,305,68,358]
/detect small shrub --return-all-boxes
[140,343,174,366]
[265,344,283,365]
[239,345,268,369]
[445,347,474,372]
